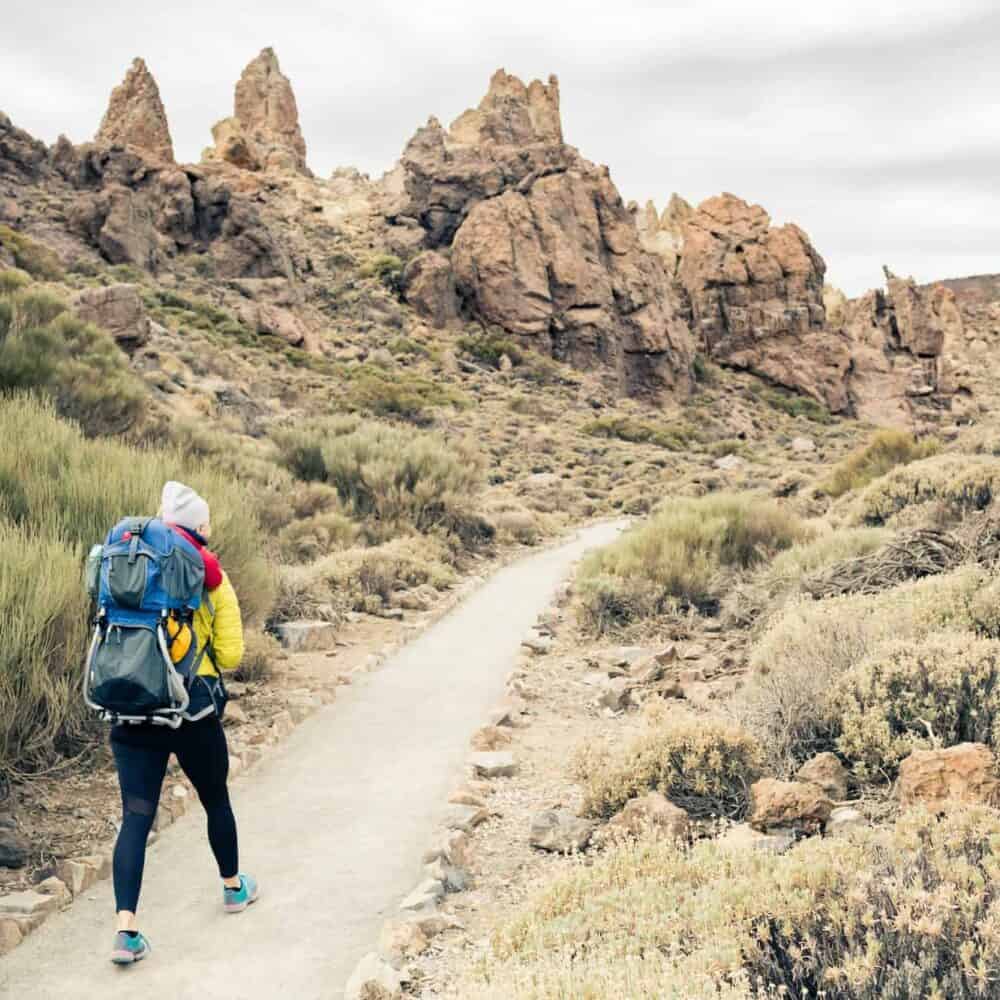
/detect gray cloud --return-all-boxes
[0,0,996,294]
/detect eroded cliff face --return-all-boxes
[387,69,696,396]
[204,48,310,175]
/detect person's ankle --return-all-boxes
[223,876,241,889]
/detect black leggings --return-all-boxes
[110,716,239,913]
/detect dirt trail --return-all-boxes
[0,521,624,1000]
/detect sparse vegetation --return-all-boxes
[581,414,702,452]
[574,712,762,820]
[578,493,809,627]
[824,428,940,498]
[0,280,147,435]
[468,806,1000,1000]
[0,226,64,280]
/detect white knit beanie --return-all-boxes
[161,481,210,532]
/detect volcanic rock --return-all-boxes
[73,283,151,348]
[897,742,1000,810]
[95,58,175,164]
[749,778,833,835]
[206,48,309,175]
[402,251,459,328]
[678,193,850,410]
[796,752,849,801]
[635,193,693,275]
[843,268,963,426]
[598,792,689,844]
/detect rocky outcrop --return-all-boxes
[897,743,1000,810]
[54,140,291,278]
[452,167,694,393]
[386,70,695,395]
[842,268,963,426]
[402,251,459,328]
[95,59,174,163]
[205,49,309,175]
[677,193,850,409]
[635,193,692,276]
[0,112,49,181]
[73,283,152,348]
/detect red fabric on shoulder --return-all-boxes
[168,523,224,590]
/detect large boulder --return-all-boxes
[73,283,152,348]
[677,193,851,410]
[749,778,833,835]
[0,112,49,181]
[897,743,1000,810]
[95,58,175,164]
[634,193,693,276]
[204,48,309,175]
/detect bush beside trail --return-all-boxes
[0,396,275,776]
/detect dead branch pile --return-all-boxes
[802,529,968,600]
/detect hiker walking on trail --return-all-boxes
[94,482,259,966]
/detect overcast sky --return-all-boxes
[2,0,997,294]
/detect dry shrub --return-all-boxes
[574,712,762,820]
[467,806,1000,1000]
[235,630,281,683]
[578,493,809,629]
[854,452,1000,526]
[276,418,485,540]
[278,510,359,562]
[823,428,939,498]
[0,521,90,775]
[734,566,990,770]
[833,631,1000,781]
[722,525,888,628]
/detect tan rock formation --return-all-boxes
[897,743,1000,810]
[95,59,174,163]
[73,283,152,348]
[677,193,850,409]
[597,792,689,844]
[749,778,833,835]
[842,268,963,426]
[796,752,849,801]
[402,251,459,328]
[387,70,695,395]
[635,193,693,275]
[206,48,309,175]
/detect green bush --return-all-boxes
[0,395,275,623]
[0,521,90,774]
[457,332,524,369]
[0,226,64,280]
[581,415,701,452]
[342,364,466,424]
[736,565,990,770]
[833,632,1000,781]
[0,283,146,435]
[855,452,1000,525]
[278,418,484,537]
[824,428,940,498]
[359,253,404,292]
[278,510,359,562]
[574,714,762,820]
[578,493,808,626]
[234,630,281,683]
[468,807,1000,1000]
[747,380,833,423]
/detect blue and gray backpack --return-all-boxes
[84,517,207,727]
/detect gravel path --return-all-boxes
[0,521,623,999]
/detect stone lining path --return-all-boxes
[0,521,623,999]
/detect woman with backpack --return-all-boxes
[108,482,258,966]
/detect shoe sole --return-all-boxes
[224,886,260,914]
[111,948,147,965]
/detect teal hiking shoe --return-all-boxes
[223,873,259,913]
[110,930,150,965]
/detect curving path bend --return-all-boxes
[0,520,624,1000]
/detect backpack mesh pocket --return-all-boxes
[106,555,149,610]
[160,546,204,603]
[88,625,172,715]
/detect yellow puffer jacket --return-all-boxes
[192,572,244,676]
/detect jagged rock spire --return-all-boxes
[96,58,174,163]
[205,47,309,174]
